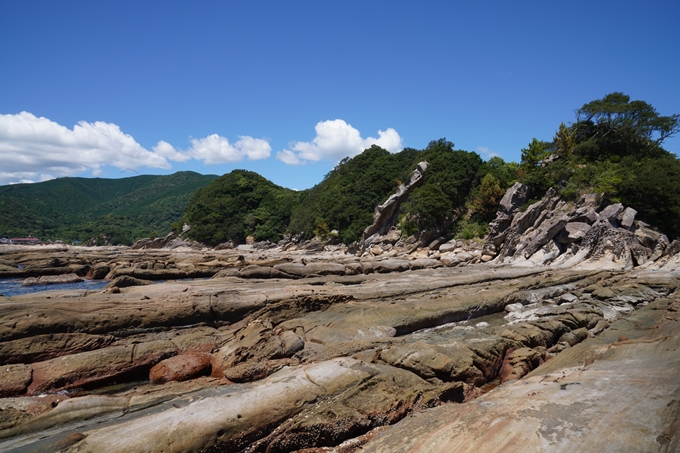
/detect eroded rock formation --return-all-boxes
[1,183,679,452]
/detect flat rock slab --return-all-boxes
[61,358,376,453]
[362,297,680,453]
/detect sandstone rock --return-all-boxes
[238,265,292,279]
[0,364,32,397]
[635,223,663,249]
[273,262,346,278]
[106,275,155,288]
[372,259,410,273]
[214,241,235,250]
[27,340,177,394]
[149,353,211,384]
[279,330,305,357]
[521,216,569,258]
[568,207,599,224]
[438,241,457,253]
[439,254,463,267]
[131,232,176,250]
[90,263,110,280]
[210,268,240,278]
[498,347,545,383]
[22,273,84,286]
[380,342,485,385]
[0,333,115,365]
[59,358,377,453]
[408,259,443,270]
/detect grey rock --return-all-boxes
[555,222,592,244]
[362,162,428,241]
[619,207,637,230]
[599,203,624,226]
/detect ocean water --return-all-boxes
[0,278,109,297]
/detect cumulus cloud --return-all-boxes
[0,112,172,185]
[152,140,191,162]
[0,112,272,185]
[187,134,271,164]
[476,146,500,159]
[276,119,403,165]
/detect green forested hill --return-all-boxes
[182,140,515,245]
[287,140,490,243]
[182,170,300,246]
[0,171,217,244]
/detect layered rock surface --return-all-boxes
[1,182,680,452]
[1,242,678,452]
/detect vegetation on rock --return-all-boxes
[518,92,680,237]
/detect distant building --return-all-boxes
[10,236,40,245]
[0,238,11,245]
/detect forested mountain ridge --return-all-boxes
[0,171,217,244]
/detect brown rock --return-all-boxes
[149,353,211,384]
[0,333,115,365]
[498,347,545,383]
[22,273,84,286]
[0,364,32,397]
[106,275,154,288]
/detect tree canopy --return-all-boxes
[518,92,680,238]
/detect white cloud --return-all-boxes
[153,140,191,162]
[189,134,271,164]
[0,112,172,185]
[476,146,500,159]
[276,119,403,165]
[0,112,273,185]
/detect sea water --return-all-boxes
[0,278,109,297]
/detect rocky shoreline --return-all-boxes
[1,185,679,452]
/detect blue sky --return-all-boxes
[1,1,678,189]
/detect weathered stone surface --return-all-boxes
[89,263,110,279]
[362,162,428,241]
[27,340,177,394]
[149,353,211,384]
[361,298,680,453]
[498,347,545,383]
[27,346,134,395]
[408,258,443,270]
[106,275,154,288]
[238,265,292,279]
[1,241,679,453]
[555,221,592,244]
[619,206,637,229]
[0,333,115,365]
[59,358,377,453]
[372,259,410,273]
[380,342,485,385]
[599,202,625,226]
[0,364,32,397]
[22,273,84,286]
